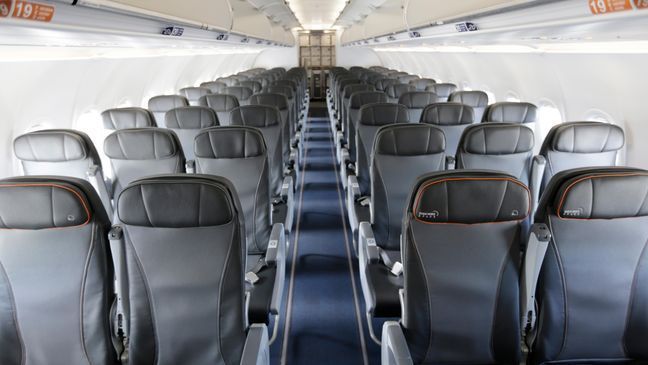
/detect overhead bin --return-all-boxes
[362,0,407,39]
[405,0,530,29]
[230,0,274,41]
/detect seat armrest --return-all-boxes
[530,155,547,217]
[266,223,286,315]
[108,225,129,361]
[240,324,270,365]
[279,176,294,232]
[445,156,456,170]
[346,174,362,231]
[521,223,551,340]
[359,222,380,264]
[185,160,195,174]
[381,321,413,365]
[87,165,114,218]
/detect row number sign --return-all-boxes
[589,0,647,13]
[0,0,55,22]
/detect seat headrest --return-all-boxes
[460,123,534,155]
[165,106,219,129]
[249,93,289,110]
[0,177,102,229]
[224,86,253,101]
[117,175,238,228]
[230,105,281,128]
[14,129,95,162]
[376,79,397,91]
[409,78,436,88]
[148,95,189,112]
[194,126,266,159]
[104,128,182,160]
[239,81,262,92]
[537,167,648,220]
[484,102,537,124]
[545,121,624,153]
[273,80,297,89]
[179,87,211,100]
[386,84,415,98]
[216,77,239,87]
[421,103,475,126]
[264,85,294,98]
[425,83,458,97]
[199,94,240,111]
[410,171,531,224]
[102,107,155,130]
[343,84,375,98]
[449,91,489,107]
[359,103,409,126]
[398,91,437,108]
[199,81,227,93]
[375,124,445,156]
[350,91,387,108]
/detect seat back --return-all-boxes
[0,176,114,365]
[200,81,227,94]
[199,94,240,126]
[397,91,437,122]
[449,90,489,122]
[165,106,219,160]
[409,78,436,91]
[483,101,537,124]
[336,78,362,112]
[456,123,535,185]
[348,91,388,163]
[249,93,291,166]
[356,103,409,195]
[148,95,189,126]
[104,128,185,198]
[229,105,284,196]
[180,87,212,106]
[217,76,239,87]
[420,103,475,155]
[239,80,262,93]
[224,86,254,106]
[375,78,397,92]
[402,171,528,364]
[342,84,375,134]
[531,168,648,364]
[194,127,271,254]
[102,107,155,130]
[540,121,625,188]
[397,75,419,84]
[425,83,458,102]
[14,129,102,180]
[116,175,246,364]
[386,84,415,103]
[372,124,446,249]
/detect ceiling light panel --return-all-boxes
[287,0,348,30]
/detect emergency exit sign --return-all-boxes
[0,0,55,22]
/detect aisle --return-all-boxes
[270,103,380,364]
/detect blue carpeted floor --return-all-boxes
[269,103,381,365]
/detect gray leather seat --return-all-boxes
[374,78,398,92]
[539,121,624,189]
[14,129,114,216]
[104,128,185,199]
[527,167,648,365]
[341,84,376,134]
[409,78,436,91]
[240,80,262,93]
[179,86,212,106]
[386,84,415,104]
[198,94,240,126]
[199,81,227,94]
[102,107,155,130]
[164,106,219,161]
[148,95,189,126]
[335,78,362,118]
[112,174,276,364]
[398,91,437,122]
[449,90,489,122]
[397,75,419,84]
[382,170,529,365]
[217,76,239,87]
[0,176,116,365]
[249,93,292,169]
[483,101,537,124]
[355,124,447,325]
[425,83,458,102]
[263,85,297,133]
[420,103,475,156]
[224,86,254,106]
[343,91,388,167]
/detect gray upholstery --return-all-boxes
[456,123,535,185]
[375,78,398,92]
[385,84,415,104]
[194,127,271,254]
[336,78,362,114]
[397,91,437,122]
[198,94,240,126]
[355,103,409,195]
[116,175,247,365]
[0,176,114,365]
[531,167,648,364]
[104,128,185,198]
[165,106,219,160]
[342,84,376,136]
[249,93,291,169]
[449,90,489,122]
[102,107,155,130]
[397,75,420,84]
[484,101,537,124]
[372,124,446,250]
[425,83,458,102]
[229,105,284,196]
[240,80,262,93]
[199,81,227,94]
[540,121,625,188]
[224,86,254,106]
[263,85,296,133]
[179,87,212,106]
[216,76,239,87]
[420,103,476,156]
[402,170,526,364]
[148,95,189,126]
[347,91,388,164]
[14,129,102,179]
[409,78,436,91]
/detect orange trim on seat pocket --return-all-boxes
[412,177,531,225]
